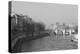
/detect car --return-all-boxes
[71,34,78,42]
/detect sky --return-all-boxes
[12,1,78,28]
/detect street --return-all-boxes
[21,35,78,52]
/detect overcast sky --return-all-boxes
[12,1,78,28]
